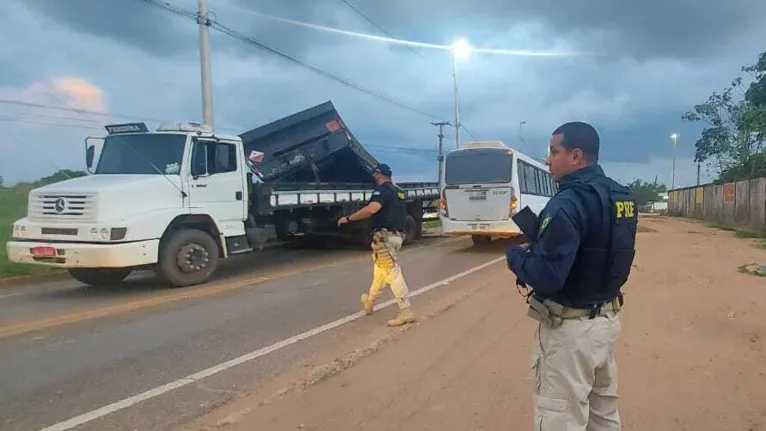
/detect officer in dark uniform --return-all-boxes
[505,122,637,431]
[337,163,415,327]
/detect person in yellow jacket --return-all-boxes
[337,164,415,327]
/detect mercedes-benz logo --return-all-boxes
[54,197,67,214]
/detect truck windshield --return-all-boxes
[96,134,187,175]
[445,148,513,185]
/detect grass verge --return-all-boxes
[707,222,766,250]
[0,186,61,279]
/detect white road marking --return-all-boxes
[0,291,31,300]
[40,256,505,431]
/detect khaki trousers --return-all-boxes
[531,311,622,431]
[367,233,411,310]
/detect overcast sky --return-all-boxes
[2,0,765,188]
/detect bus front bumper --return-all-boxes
[440,218,523,238]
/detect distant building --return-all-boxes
[649,192,668,212]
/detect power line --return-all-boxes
[334,0,480,142]
[367,143,437,154]
[336,0,426,60]
[0,116,104,131]
[138,0,449,123]
[0,99,242,133]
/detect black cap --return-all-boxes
[373,163,392,177]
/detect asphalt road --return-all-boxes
[0,233,508,431]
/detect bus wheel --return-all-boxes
[471,235,492,245]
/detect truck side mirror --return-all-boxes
[86,145,95,170]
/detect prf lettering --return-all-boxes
[615,201,635,218]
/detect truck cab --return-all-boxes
[6,122,267,287]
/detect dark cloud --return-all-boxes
[17,0,197,57]
[1,0,763,189]
[348,0,766,59]
[15,0,354,60]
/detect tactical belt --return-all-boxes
[373,228,403,235]
[527,295,623,328]
[560,297,622,319]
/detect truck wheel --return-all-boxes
[68,268,132,287]
[403,216,418,245]
[471,235,492,245]
[158,228,220,287]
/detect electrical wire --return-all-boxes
[333,0,479,141]
[336,0,426,60]
[139,0,449,124]
[0,99,242,134]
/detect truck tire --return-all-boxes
[158,228,220,287]
[403,215,418,245]
[68,268,132,287]
[471,235,492,245]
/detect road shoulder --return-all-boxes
[185,217,766,431]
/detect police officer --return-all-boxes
[337,163,416,327]
[505,122,637,431]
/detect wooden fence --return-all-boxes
[668,177,766,230]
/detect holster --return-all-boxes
[372,230,396,270]
[527,296,564,328]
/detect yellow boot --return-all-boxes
[387,308,415,327]
[360,293,374,315]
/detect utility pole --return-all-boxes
[197,0,215,130]
[432,121,450,187]
[670,133,679,189]
[696,162,701,186]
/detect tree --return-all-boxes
[0,175,4,188]
[683,50,766,183]
[33,170,87,187]
[628,178,667,206]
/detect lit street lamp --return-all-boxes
[518,120,527,145]
[450,39,471,149]
[670,133,679,189]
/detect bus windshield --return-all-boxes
[96,134,187,175]
[445,148,513,185]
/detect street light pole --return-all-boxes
[450,39,471,150]
[518,120,527,145]
[670,133,679,189]
[451,52,461,150]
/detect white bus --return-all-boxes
[439,141,557,245]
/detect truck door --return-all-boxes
[188,138,248,237]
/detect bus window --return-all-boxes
[524,163,537,194]
[445,149,513,185]
[519,162,528,192]
[543,171,551,196]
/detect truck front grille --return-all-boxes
[28,193,97,222]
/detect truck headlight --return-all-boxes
[90,227,127,241]
[13,224,27,237]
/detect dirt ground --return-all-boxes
[188,216,766,431]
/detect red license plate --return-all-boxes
[31,246,56,257]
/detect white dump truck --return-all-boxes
[6,101,439,287]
